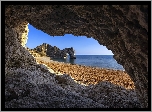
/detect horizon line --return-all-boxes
[75,54,114,55]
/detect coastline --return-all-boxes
[35,56,135,89]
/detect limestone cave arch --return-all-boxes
[5,5,148,108]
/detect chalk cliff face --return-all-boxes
[5,23,36,70]
[5,5,148,108]
[30,43,76,59]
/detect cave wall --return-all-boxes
[5,23,36,71]
[14,22,29,47]
[5,5,148,108]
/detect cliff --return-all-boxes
[28,43,76,59]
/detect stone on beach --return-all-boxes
[35,56,135,89]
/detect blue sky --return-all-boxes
[26,24,114,55]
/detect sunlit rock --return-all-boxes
[29,43,76,59]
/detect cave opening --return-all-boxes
[26,24,125,71]
[24,23,136,89]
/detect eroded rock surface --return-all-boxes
[5,62,141,108]
[29,43,76,59]
[5,5,148,108]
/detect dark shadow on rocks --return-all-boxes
[5,60,141,108]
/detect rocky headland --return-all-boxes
[28,43,76,59]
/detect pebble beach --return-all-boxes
[5,56,141,108]
[35,56,135,89]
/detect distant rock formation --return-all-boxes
[30,43,76,59]
[63,48,76,59]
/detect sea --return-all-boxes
[51,55,125,71]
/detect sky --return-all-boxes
[26,24,114,55]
